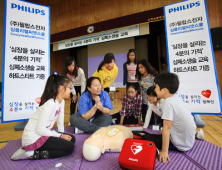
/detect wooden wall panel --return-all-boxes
[27,0,222,97]
[50,48,70,74]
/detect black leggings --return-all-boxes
[70,86,81,115]
[36,133,75,159]
[112,112,138,125]
[142,104,148,122]
[140,133,176,150]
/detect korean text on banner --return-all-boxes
[2,0,50,122]
[164,0,222,114]
[58,25,140,50]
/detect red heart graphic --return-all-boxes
[201,90,211,98]
[35,97,41,104]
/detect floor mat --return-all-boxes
[0,126,221,170]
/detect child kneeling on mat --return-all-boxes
[112,83,143,125]
[144,72,204,163]
[11,71,76,160]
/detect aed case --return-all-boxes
[118,138,158,170]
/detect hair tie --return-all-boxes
[52,71,59,79]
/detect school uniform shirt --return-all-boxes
[67,67,86,95]
[22,99,64,147]
[120,93,143,118]
[162,94,196,151]
[92,63,118,88]
[77,90,113,122]
[143,99,164,128]
[139,74,155,105]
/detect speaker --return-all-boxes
[210,27,222,50]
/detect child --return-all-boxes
[92,53,118,93]
[136,59,158,123]
[146,72,204,163]
[63,57,86,115]
[123,49,141,93]
[143,86,163,129]
[112,83,143,125]
[11,71,75,160]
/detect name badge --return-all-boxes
[131,76,136,80]
[152,125,160,131]
[109,86,116,91]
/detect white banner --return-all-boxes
[58,25,140,50]
[164,0,222,114]
[2,0,50,122]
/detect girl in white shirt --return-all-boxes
[143,86,163,129]
[63,57,86,115]
[11,71,75,160]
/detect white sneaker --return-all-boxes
[196,129,205,140]
[75,127,84,134]
[11,147,34,160]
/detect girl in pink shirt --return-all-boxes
[123,49,141,93]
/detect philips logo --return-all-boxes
[11,3,45,15]
[169,1,200,14]
[129,158,138,162]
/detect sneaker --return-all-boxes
[11,148,34,160]
[75,127,84,134]
[196,129,205,140]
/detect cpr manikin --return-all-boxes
[83,125,133,161]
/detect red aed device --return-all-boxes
[118,138,158,170]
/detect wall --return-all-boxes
[1,0,222,96]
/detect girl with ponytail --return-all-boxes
[11,71,76,161]
[92,53,118,93]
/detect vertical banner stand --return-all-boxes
[164,0,222,128]
[14,121,28,131]
[2,0,50,130]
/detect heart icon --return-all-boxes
[201,90,211,98]
[35,97,41,104]
[131,145,142,155]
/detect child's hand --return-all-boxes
[72,94,77,103]
[62,134,72,141]
[138,120,144,125]
[159,151,170,163]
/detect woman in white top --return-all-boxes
[143,85,164,129]
[11,71,75,160]
[63,57,86,115]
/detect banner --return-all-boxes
[2,0,50,122]
[164,0,222,114]
[58,25,140,50]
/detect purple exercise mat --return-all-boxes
[1,126,222,170]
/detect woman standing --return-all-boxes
[63,57,86,115]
